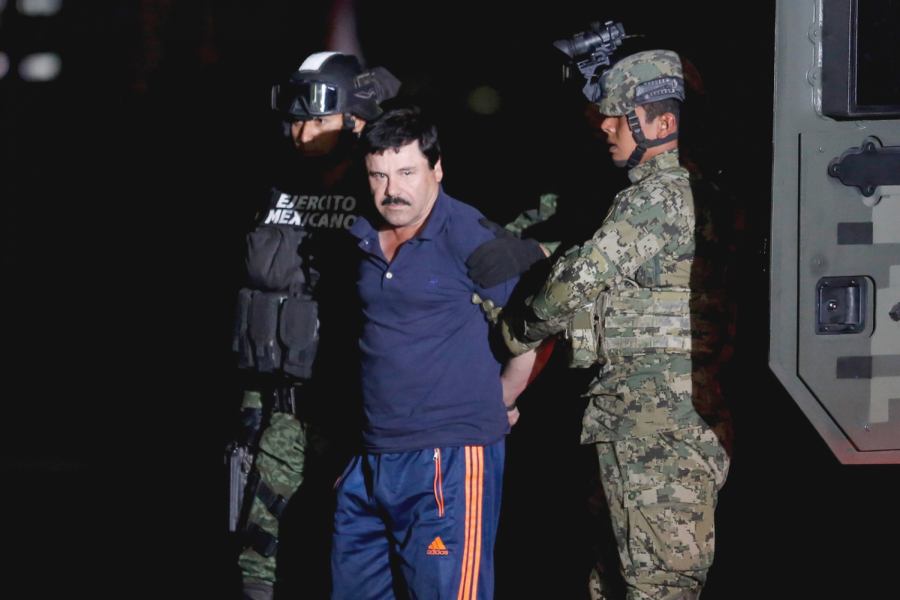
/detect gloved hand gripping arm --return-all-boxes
[500,240,614,357]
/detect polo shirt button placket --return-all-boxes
[385,272,393,279]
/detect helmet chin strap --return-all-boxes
[624,110,678,168]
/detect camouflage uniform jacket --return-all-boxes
[525,148,730,443]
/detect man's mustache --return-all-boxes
[382,196,411,206]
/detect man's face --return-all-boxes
[366,141,443,231]
[600,106,660,167]
[290,114,346,156]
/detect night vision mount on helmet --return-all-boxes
[554,20,626,104]
[271,52,401,127]
[554,23,684,169]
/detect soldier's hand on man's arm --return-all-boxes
[499,307,567,357]
[466,219,549,288]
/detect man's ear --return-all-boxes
[656,112,678,139]
[352,117,367,134]
[433,158,443,183]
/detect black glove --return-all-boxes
[466,219,547,288]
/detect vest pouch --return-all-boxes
[233,288,256,369]
[249,292,288,372]
[602,289,692,356]
[567,303,602,368]
[246,225,308,292]
[279,296,319,379]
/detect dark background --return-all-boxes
[2,1,896,598]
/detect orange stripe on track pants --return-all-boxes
[331,441,505,600]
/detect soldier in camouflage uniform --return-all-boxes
[501,50,732,600]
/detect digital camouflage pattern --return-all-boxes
[524,149,733,442]
[597,50,684,117]
[581,354,703,442]
[589,426,729,600]
[504,193,561,255]
[238,410,308,585]
[532,150,691,323]
[567,299,604,369]
[506,145,733,598]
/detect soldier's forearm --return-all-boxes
[500,308,566,357]
[531,279,605,322]
[521,315,567,342]
[528,243,613,322]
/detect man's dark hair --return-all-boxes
[641,98,681,125]
[359,107,441,168]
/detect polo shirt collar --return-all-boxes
[417,185,450,241]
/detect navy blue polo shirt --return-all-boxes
[350,187,517,454]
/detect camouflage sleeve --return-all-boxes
[522,313,568,341]
[504,193,559,237]
[530,181,690,321]
[529,241,613,321]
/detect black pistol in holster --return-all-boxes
[226,386,302,558]
[226,404,263,533]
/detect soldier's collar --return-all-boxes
[627,148,680,183]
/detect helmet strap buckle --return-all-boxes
[624,109,679,168]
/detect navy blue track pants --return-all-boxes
[331,441,505,600]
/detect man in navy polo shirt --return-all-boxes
[331,108,537,600]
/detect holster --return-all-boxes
[227,443,254,532]
[228,391,295,551]
[226,393,295,538]
[274,386,300,415]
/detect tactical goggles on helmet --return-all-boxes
[271,81,344,119]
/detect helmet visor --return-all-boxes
[272,81,341,118]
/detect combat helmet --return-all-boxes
[272,52,401,129]
[597,49,685,168]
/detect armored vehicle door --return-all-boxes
[770,0,900,464]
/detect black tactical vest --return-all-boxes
[233,164,368,381]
